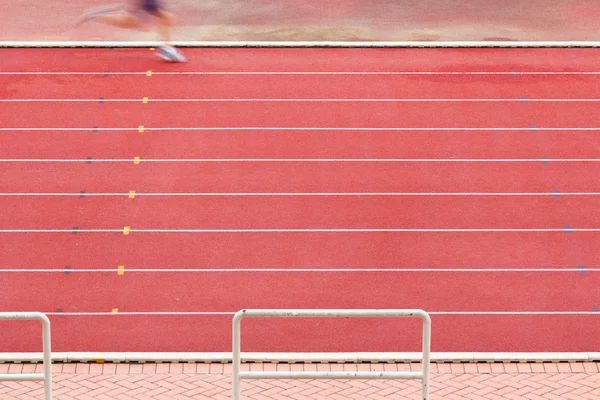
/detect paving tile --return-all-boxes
[557,363,572,373]
[115,364,130,375]
[20,364,37,374]
[463,364,478,373]
[569,363,585,373]
[391,363,408,373]
[490,363,505,373]
[8,364,23,374]
[477,363,492,374]
[209,364,224,374]
[503,363,520,373]
[169,363,184,374]
[128,364,143,374]
[437,363,453,373]
[142,363,157,374]
[2,362,599,399]
[155,363,170,374]
[517,363,532,373]
[182,363,197,374]
[451,363,466,374]
[88,364,104,375]
[582,362,599,373]
[528,363,545,373]
[75,364,90,374]
[544,363,559,373]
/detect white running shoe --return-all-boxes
[157,46,187,63]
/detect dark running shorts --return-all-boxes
[140,0,164,13]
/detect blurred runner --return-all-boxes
[77,1,187,62]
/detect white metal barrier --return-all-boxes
[232,309,431,400]
[0,312,52,400]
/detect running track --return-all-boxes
[0,47,599,353]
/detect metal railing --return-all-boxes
[232,309,431,400]
[0,312,52,400]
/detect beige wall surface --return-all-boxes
[1,0,600,42]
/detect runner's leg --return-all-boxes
[94,13,145,29]
[151,6,187,62]
[154,9,174,43]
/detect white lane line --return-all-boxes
[1,192,599,197]
[1,158,600,163]
[2,127,600,132]
[0,99,135,102]
[2,39,600,47]
[3,71,600,76]
[431,311,600,315]
[0,228,598,233]
[46,312,235,316]
[1,268,597,273]
[41,311,600,316]
[3,98,600,102]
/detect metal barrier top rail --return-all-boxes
[0,312,52,400]
[232,309,431,400]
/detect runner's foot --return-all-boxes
[157,45,187,63]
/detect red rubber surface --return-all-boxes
[1,47,599,353]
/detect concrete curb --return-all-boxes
[1,352,598,364]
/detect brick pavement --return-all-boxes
[1,362,599,399]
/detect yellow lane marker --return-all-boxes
[123,226,131,236]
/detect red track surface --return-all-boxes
[1,48,599,353]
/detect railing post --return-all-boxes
[232,310,244,400]
[40,313,53,400]
[421,311,431,400]
[0,312,52,400]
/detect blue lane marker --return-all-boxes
[64,266,72,276]
[512,70,518,76]
[72,227,79,235]
[79,190,86,199]
[565,226,573,234]
[98,98,104,104]
[530,125,537,132]
[541,156,548,164]
[104,71,110,77]
[578,265,586,274]
[86,157,93,164]
[552,190,559,198]
[92,126,99,132]
[593,308,599,312]
[56,308,64,313]
[521,97,527,103]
